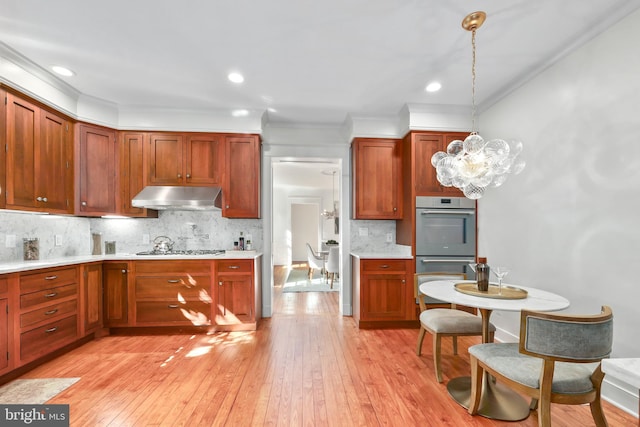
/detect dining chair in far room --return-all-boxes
[415,272,495,383]
[306,243,325,280]
[325,246,339,288]
[468,306,614,427]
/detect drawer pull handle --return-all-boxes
[380,265,389,269]
[167,279,181,283]
[45,327,58,333]
[168,304,179,309]
[45,275,58,280]
[228,265,240,269]
[45,309,59,315]
[44,292,58,298]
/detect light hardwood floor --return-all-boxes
[18,264,636,426]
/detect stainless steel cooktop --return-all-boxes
[135,249,226,256]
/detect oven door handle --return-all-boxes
[420,209,476,215]
[421,258,476,264]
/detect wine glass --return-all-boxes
[492,266,510,294]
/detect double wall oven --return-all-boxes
[415,196,476,279]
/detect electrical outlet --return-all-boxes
[5,234,16,248]
[143,234,150,244]
[358,227,368,237]
[386,233,393,243]
[55,235,62,246]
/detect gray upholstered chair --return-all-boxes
[415,272,495,383]
[325,246,339,288]
[468,305,613,427]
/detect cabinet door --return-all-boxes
[148,133,184,185]
[0,297,8,373]
[414,132,466,197]
[361,273,407,320]
[77,124,117,215]
[0,88,6,210]
[185,134,221,185]
[81,264,103,335]
[222,135,261,218]
[103,263,129,326]
[5,93,39,209]
[215,275,254,325]
[353,138,402,219]
[119,132,156,217]
[39,109,72,213]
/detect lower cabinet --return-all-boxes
[215,259,255,329]
[0,276,9,375]
[133,260,212,327]
[81,263,103,335]
[18,266,79,365]
[103,262,130,327]
[352,257,414,328]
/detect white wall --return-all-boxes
[291,203,320,262]
[479,9,640,415]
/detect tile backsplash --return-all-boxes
[0,210,262,262]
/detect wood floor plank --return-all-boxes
[7,264,636,426]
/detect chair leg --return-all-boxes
[468,355,483,415]
[433,334,443,383]
[589,394,608,427]
[416,327,426,356]
[330,273,334,288]
[452,336,458,355]
[308,268,313,279]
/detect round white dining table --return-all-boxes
[419,279,570,421]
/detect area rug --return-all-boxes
[0,378,80,404]
[283,268,339,292]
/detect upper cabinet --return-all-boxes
[5,91,73,214]
[76,123,117,216]
[119,132,156,218]
[147,132,221,186]
[352,138,403,219]
[0,88,5,210]
[407,131,468,197]
[222,134,261,218]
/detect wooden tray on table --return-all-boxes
[454,282,528,299]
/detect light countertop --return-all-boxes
[0,251,263,274]
[350,252,413,260]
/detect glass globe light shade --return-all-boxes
[447,139,464,156]
[463,183,486,199]
[458,153,487,178]
[511,157,526,175]
[484,139,510,162]
[463,133,485,154]
[472,170,494,187]
[437,174,454,187]
[492,157,513,175]
[508,140,523,156]
[431,151,447,168]
[436,156,456,180]
[488,173,508,188]
[452,174,470,189]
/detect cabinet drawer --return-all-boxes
[136,301,211,325]
[135,261,211,274]
[20,315,78,362]
[217,260,253,273]
[20,283,77,310]
[0,277,7,294]
[20,267,77,294]
[361,260,408,272]
[21,299,77,329]
[135,276,210,299]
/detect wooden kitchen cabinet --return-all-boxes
[133,261,213,327]
[0,276,10,375]
[5,91,73,214]
[119,132,157,218]
[222,134,261,218]
[76,123,117,216]
[147,132,221,186]
[18,266,79,364]
[352,138,402,219]
[80,263,103,336]
[407,131,468,197]
[214,259,255,329]
[352,257,413,328]
[103,262,130,327]
[0,88,6,210]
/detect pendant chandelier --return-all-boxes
[431,11,525,199]
[321,169,338,219]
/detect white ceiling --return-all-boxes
[2,0,639,127]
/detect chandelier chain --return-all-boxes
[471,28,477,134]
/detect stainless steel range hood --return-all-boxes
[131,186,222,211]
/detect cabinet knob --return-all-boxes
[45,309,59,316]
[380,265,389,269]
[226,205,230,209]
[45,327,58,333]
[42,197,48,202]
[219,281,223,286]
[36,196,42,202]
[44,292,58,298]
[393,207,397,211]
[121,269,127,274]
[167,304,179,309]
[186,173,191,178]
[82,201,87,206]
[177,173,182,178]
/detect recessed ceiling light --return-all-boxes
[231,109,249,117]
[51,65,75,77]
[425,82,442,92]
[228,72,244,83]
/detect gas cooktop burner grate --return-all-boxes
[136,249,226,256]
